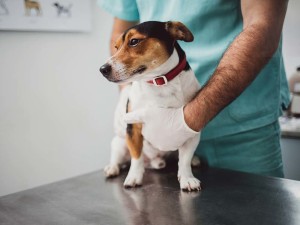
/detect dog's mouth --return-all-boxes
[132,65,147,75]
[102,65,148,84]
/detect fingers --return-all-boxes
[124,109,145,124]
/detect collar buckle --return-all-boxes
[153,76,168,86]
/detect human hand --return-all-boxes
[124,106,200,151]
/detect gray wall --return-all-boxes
[281,138,300,181]
[283,0,300,78]
[0,0,117,197]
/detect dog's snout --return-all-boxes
[100,64,112,77]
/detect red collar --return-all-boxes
[147,52,187,86]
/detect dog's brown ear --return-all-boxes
[165,21,194,42]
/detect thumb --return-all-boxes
[124,109,146,124]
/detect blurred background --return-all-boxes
[0,0,299,197]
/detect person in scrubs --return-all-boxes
[99,0,289,177]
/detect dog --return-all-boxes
[53,2,72,17]
[0,0,9,15]
[100,21,201,191]
[24,0,41,16]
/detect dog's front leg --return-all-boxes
[124,123,144,188]
[104,136,129,178]
[178,134,201,191]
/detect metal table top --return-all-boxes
[1,163,300,225]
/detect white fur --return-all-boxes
[107,58,128,81]
[124,156,145,187]
[104,49,201,191]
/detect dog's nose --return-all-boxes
[100,64,112,77]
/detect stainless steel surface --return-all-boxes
[1,162,300,225]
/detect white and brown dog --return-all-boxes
[100,21,201,191]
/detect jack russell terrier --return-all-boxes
[100,21,201,191]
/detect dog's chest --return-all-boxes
[129,71,200,110]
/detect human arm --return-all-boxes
[124,0,288,150]
[184,0,289,131]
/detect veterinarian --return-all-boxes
[99,0,289,177]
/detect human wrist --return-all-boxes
[183,103,203,132]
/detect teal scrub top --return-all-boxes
[99,0,290,141]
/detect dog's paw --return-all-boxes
[123,170,144,188]
[179,176,201,192]
[104,164,120,178]
[150,157,166,169]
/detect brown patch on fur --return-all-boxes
[126,123,143,159]
[112,29,170,79]
[126,101,143,159]
[114,36,123,51]
[165,21,194,42]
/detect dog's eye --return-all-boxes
[129,39,140,47]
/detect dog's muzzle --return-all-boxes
[100,63,112,77]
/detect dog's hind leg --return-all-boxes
[178,134,201,191]
[124,123,144,188]
[143,140,166,169]
[104,136,129,178]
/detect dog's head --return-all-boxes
[100,21,194,84]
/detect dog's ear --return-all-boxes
[165,21,194,42]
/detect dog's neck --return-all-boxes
[140,43,188,86]
[142,48,180,81]
[148,52,187,85]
